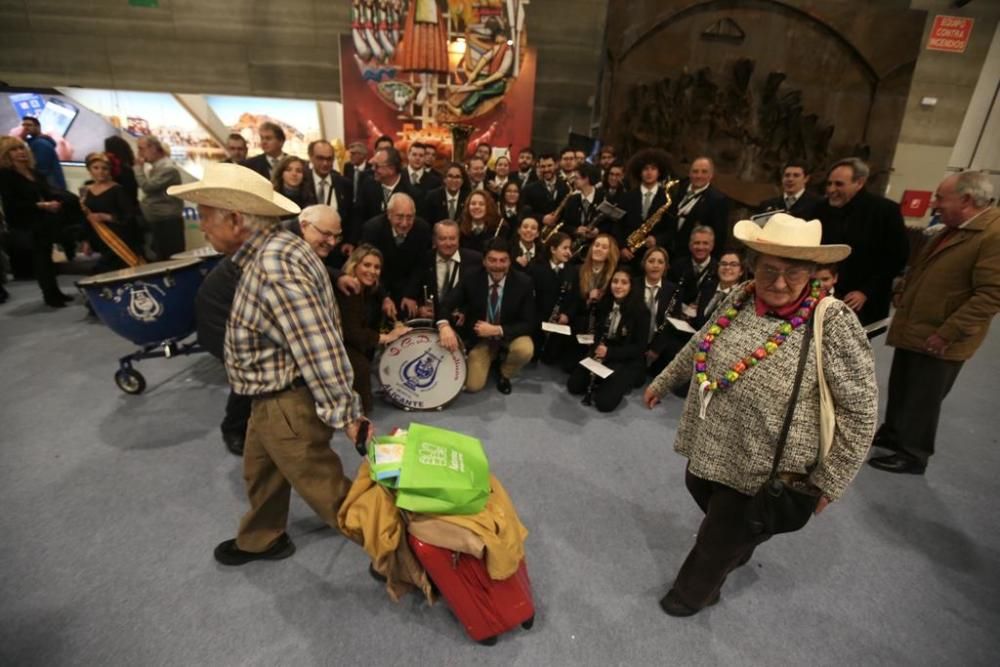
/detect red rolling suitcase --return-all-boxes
[407,534,536,645]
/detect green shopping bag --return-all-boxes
[394,422,491,515]
[367,433,407,486]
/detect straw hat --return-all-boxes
[732,213,851,263]
[167,163,300,217]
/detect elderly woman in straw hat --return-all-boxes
[644,213,878,617]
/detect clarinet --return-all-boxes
[493,218,507,239]
[540,279,571,356]
[422,284,436,321]
[649,276,686,339]
[582,301,603,406]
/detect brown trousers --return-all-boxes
[235,386,351,553]
[671,468,774,609]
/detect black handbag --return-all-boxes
[747,317,821,536]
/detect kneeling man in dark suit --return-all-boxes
[437,239,536,394]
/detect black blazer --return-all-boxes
[593,297,650,369]
[657,182,730,261]
[528,260,579,325]
[240,153,275,180]
[194,256,241,360]
[440,268,537,347]
[818,188,909,324]
[758,191,823,220]
[668,257,719,306]
[406,247,483,319]
[643,280,682,355]
[620,185,669,253]
[359,214,433,302]
[406,168,443,195]
[562,189,608,236]
[510,239,544,271]
[353,176,426,239]
[521,178,570,218]
[425,186,469,224]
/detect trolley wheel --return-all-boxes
[477,636,498,647]
[115,368,146,395]
[521,616,535,630]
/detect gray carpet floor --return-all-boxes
[1,276,998,666]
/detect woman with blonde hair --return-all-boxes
[80,152,142,272]
[0,136,72,307]
[335,243,410,413]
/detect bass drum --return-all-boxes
[379,327,466,411]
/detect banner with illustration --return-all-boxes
[341,0,536,164]
[204,95,323,160]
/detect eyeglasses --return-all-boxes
[756,265,811,284]
[304,221,341,242]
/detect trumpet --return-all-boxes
[540,189,579,243]
[625,179,680,252]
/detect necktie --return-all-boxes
[489,282,500,323]
[642,190,653,218]
[646,286,659,340]
[547,182,556,200]
[677,190,697,230]
[352,170,360,201]
[441,258,454,298]
[317,178,328,205]
[382,186,392,207]
[608,303,621,337]
[448,196,457,220]
[395,234,405,246]
[411,170,421,185]
[785,195,795,211]
[267,156,277,176]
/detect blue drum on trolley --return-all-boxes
[77,256,213,394]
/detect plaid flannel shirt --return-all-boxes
[225,223,362,429]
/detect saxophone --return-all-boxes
[540,188,579,243]
[626,179,680,252]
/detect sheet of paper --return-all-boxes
[579,357,614,378]
[666,317,697,334]
[576,334,594,345]
[541,322,572,336]
[596,200,626,221]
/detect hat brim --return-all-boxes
[732,219,851,263]
[166,184,300,217]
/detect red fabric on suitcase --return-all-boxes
[408,534,535,643]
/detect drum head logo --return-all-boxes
[400,349,441,391]
[121,282,165,322]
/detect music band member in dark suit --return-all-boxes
[818,157,909,325]
[354,146,426,239]
[567,269,650,412]
[563,163,608,254]
[668,225,719,307]
[359,192,432,320]
[640,246,682,379]
[405,142,442,195]
[240,122,286,179]
[425,162,469,224]
[343,141,371,202]
[517,147,538,186]
[510,216,544,270]
[657,157,729,262]
[758,160,822,220]
[620,148,672,266]
[437,239,537,394]
[409,220,483,320]
[521,154,569,218]
[335,244,411,414]
[530,232,579,365]
[498,180,525,229]
[487,155,519,195]
[459,190,509,254]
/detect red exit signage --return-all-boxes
[927,15,974,53]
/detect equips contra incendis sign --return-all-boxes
[927,15,974,54]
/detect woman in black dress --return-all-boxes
[334,244,410,414]
[567,268,649,412]
[458,190,506,253]
[0,136,72,307]
[80,152,142,273]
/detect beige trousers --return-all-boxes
[465,335,534,392]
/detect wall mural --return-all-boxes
[343,0,535,161]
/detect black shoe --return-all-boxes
[368,563,387,583]
[868,453,926,475]
[0,285,8,304]
[659,589,720,617]
[44,297,68,308]
[214,533,295,566]
[497,376,512,395]
[222,432,245,456]
[57,292,74,303]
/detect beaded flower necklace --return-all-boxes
[694,279,824,419]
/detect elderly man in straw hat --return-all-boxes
[644,213,878,617]
[168,164,373,565]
